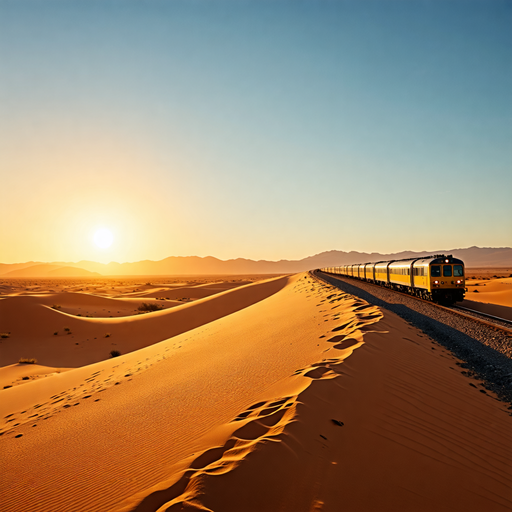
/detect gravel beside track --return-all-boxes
[314,271,512,406]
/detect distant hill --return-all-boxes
[298,246,512,269]
[0,262,40,275]
[2,264,101,278]
[1,247,510,276]
[48,266,102,277]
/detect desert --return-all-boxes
[461,269,512,320]
[1,270,511,511]
[2,1,512,509]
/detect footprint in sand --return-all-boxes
[232,397,293,423]
[304,367,338,379]
[332,321,354,332]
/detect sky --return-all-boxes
[1,0,511,264]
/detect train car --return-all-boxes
[319,254,465,304]
[365,262,375,282]
[374,261,389,285]
[388,259,414,289]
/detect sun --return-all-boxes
[94,228,114,249]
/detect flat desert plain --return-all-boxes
[1,273,511,511]
[462,268,512,320]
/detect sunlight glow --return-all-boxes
[94,228,114,249]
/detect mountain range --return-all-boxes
[0,246,510,277]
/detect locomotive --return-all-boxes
[320,254,465,304]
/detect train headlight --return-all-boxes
[456,280,462,284]
[434,280,439,284]
[445,259,449,263]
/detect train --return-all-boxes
[319,254,465,305]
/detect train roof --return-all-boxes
[347,255,464,266]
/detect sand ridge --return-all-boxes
[0,274,381,511]
[123,292,512,512]
[1,273,511,511]
[0,275,264,298]
[0,275,290,368]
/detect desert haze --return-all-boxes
[1,246,511,277]
[1,269,511,511]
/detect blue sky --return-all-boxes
[1,0,511,263]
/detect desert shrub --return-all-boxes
[64,327,71,332]
[473,290,479,293]
[1,332,10,339]
[54,331,58,335]
[137,302,163,312]
[51,305,61,310]
[22,376,30,380]
[110,350,121,358]
[105,333,111,338]
[19,358,37,364]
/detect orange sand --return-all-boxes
[0,276,288,368]
[0,273,511,511]
[465,276,512,308]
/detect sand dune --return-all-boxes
[0,363,72,390]
[0,275,288,368]
[120,285,243,300]
[1,291,178,317]
[1,273,510,511]
[0,276,257,298]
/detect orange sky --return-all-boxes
[1,1,511,264]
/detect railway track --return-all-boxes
[312,269,512,405]
[313,270,512,335]
[451,305,512,328]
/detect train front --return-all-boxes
[429,255,465,304]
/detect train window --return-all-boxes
[454,265,463,276]
[443,265,452,277]
[431,265,441,277]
